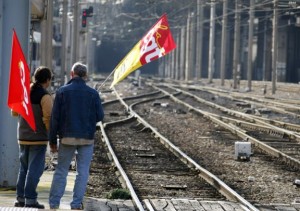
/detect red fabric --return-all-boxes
[7,30,36,131]
[139,13,176,65]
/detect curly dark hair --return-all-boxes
[34,66,52,84]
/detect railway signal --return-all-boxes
[82,9,87,27]
[82,7,93,28]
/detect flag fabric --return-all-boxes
[110,14,176,88]
[7,30,36,131]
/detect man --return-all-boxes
[13,66,53,209]
[49,62,104,210]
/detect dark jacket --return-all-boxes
[18,84,50,142]
[49,77,104,144]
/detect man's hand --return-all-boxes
[50,144,58,153]
[11,110,18,117]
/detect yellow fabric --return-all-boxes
[61,137,94,145]
[110,41,142,88]
[18,140,48,145]
[41,94,53,131]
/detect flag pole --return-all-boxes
[97,68,116,91]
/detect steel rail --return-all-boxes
[99,121,145,211]
[208,114,287,138]
[150,84,300,170]
[249,115,300,133]
[163,84,300,142]
[103,86,257,210]
[198,86,300,115]
[128,100,257,211]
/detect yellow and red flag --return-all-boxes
[7,30,36,131]
[110,14,176,88]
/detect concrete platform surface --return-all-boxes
[0,171,75,210]
[0,171,136,210]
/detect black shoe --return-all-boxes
[25,202,45,209]
[14,201,25,207]
[71,203,84,210]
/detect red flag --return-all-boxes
[111,14,176,88]
[7,30,36,131]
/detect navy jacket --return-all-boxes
[49,77,104,144]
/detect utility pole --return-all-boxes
[208,0,216,83]
[189,13,195,81]
[272,0,278,94]
[247,0,254,91]
[196,0,204,80]
[220,0,228,86]
[175,31,180,80]
[72,0,78,64]
[185,13,190,82]
[61,0,68,85]
[47,0,53,70]
[171,42,176,79]
[41,0,53,70]
[233,0,241,89]
[180,27,186,80]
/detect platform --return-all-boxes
[0,171,136,210]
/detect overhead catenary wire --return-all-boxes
[95,0,299,89]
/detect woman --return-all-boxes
[13,66,53,209]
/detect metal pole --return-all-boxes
[220,0,228,86]
[190,13,196,80]
[72,0,78,64]
[0,0,30,187]
[185,14,190,82]
[272,0,278,94]
[198,0,204,80]
[65,0,72,80]
[40,1,47,66]
[247,0,254,91]
[195,0,204,80]
[180,27,186,80]
[167,54,171,78]
[61,0,68,85]
[171,43,176,79]
[46,0,53,70]
[208,0,215,83]
[262,17,267,81]
[175,32,180,80]
[41,0,53,71]
[233,0,241,89]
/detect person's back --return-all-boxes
[49,62,104,210]
[50,76,102,141]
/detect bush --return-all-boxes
[106,188,131,199]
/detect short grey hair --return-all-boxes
[71,62,87,77]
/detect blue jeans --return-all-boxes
[49,144,94,209]
[16,144,47,205]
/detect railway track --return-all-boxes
[150,83,300,166]
[88,82,257,210]
[87,79,300,210]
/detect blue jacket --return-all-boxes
[49,77,104,144]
